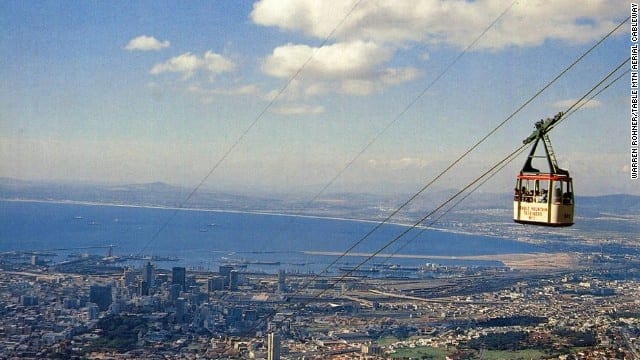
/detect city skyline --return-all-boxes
[1,1,634,196]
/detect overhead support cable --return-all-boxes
[297,14,631,282]
[383,58,631,264]
[246,54,632,345]
[137,0,365,255]
[245,17,633,341]
[255,0,519,261]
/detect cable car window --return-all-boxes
[552,182,563,204]
[562,181,574,205]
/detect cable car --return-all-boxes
[514,112,574,227]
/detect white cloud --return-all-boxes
[367,156,430,170]
[189,84,259,96]
[261,41,420,97]
[251,0,356,39]
[271,104,325,115]
[379,67,422,86]
[203,51,236,73]
[250,0,623,100]
[340,79,375,96]
[553,98,603,110]
[125,35,170,51]
[151,52,200,77]
[151,51,236,79]
[262,41,391,79]
[251,0,626,50]
[188,84,261,104]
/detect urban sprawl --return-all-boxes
[1,251,640,359]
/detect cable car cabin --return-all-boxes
[513,112,574,227]
[514,173,574,226]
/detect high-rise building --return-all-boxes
[169,283,182,302]
[138,280,149,296]
[87,302,99,320]
[229,270,239,291]
[123,268,137,287]
[172,266,186,291]
[175,297,186,323]
[208,276,225,292]
[219,265,234,287]
[143,262,154,295]
[267,332,280,360]
[278,269,286,293]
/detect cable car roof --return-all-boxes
[516,173,572,181]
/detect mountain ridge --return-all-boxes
[1,177,638,219]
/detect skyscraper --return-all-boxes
[278,269,286,293]
[267,332,280,360]
[87,303,99,320]
[219,265,234,287]
[142,261,154,295]
[207,276,225,292]
[229,269,239,291]
[172,266,186,291]
[175,297,185,323]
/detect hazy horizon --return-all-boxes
[1,1,635,197]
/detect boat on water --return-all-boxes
[338,266,380,274]
[248,260,280,266]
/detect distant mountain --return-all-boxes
[1,178,638,220]
[0,178,287,212]
[574,194,640,217]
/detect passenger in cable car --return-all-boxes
[518,186,527,201]
[513,112,574,226]
[537,189,547,203]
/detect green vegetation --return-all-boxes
[378,336,401,346]
[391,345,449,359]
[390,346,548,360]
[90,314,148,352]
[467,331,529,350]
[481,349,547,360]
[476,315,547,328]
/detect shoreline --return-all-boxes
[0,197,461,234]
[1,198,580,270]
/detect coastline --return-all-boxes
[0,197,458,233]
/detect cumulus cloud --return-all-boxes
[262,41,391,79]
[262,41,420,96]
[553,98,603,110]
[250,0,623,99]
[367,156,430,170]
[379,67,422,86]
[125,35,170,51]
[151,51,236,79]
[189,84,261,97]
[251,0,625,50]
[187,84,261,103]
[272,104,325,115]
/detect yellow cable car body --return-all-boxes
[513,112,574,227]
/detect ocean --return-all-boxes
[0,200,544,274]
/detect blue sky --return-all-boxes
[0,1,634,196]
